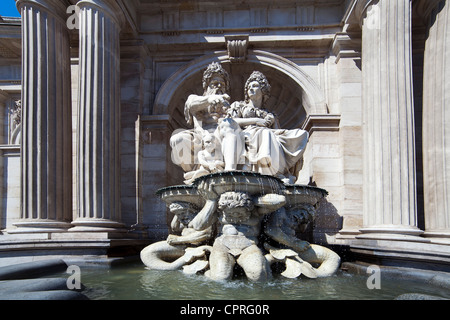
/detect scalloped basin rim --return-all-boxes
[284,184,328,196]
[156,172,328,199]
[155,184,197,197]
[192,170,284,185]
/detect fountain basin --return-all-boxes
[192,171,285,196]
[156,172,328,208]
[151,171,335,281]
[284,184,328,206]
[156,185,205,208]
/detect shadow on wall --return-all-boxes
[294,179,342,245]
[296,198,342,246]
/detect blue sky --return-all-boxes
[0,0,20,18]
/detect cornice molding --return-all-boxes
[301,114,341,135]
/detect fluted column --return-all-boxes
[12,0,72,233]
[359,0,423,239]
[70,0,125,232]
[422,0,450,240]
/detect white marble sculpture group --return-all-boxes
[140,62,341,281]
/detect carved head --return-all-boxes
[218,191,254,224]
[169,202,198,226]
[287,204,316,233]
[202,62,230,95]
[244,71,271,106]
[202,132,216,152]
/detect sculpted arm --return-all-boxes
[197,151,210,170]
[254,194,286,215]
[170,215,183,233]
[185,94,230,125]
[232,116,274,128]
[188,180,219,231]
[167,227,213,245]
[185,94,209,113]
[188,199,217,231]
[184,94,208,126]
[264,208,310,252]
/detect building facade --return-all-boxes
[0,0,448,270]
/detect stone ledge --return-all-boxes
[348,239,450,273]
[0,238,150,252]
[0,259,88,300]
[0,234,151,268]
[342,261,450,291]
[0,259,68,280]
[302,114,341,134]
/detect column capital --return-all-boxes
[353,0,377,27]
[76,0,126,30]
[16,0,70,19]
[352,0,415,28]
[343,0,381,30]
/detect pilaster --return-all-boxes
[422,0,450,242]
[358,0,423,240]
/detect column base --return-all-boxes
[357,225,426,242]
[424,230,450,238]
[68,219,127,233]
[423,231,450,245]
[337,229,362,239]
[8,221,72,234]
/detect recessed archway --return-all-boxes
[152,50,327,130]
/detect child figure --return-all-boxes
[183,132,225,184]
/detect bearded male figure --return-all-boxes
[170,62,232,173]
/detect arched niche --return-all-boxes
[153,50,327,130]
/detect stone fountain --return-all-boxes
[140,63,341,281]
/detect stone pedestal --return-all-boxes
[358,0,423,240]
[11,0,72,233]
[70,0,125,232]
[422,0,450,241]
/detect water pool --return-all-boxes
[78,262,450,300]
